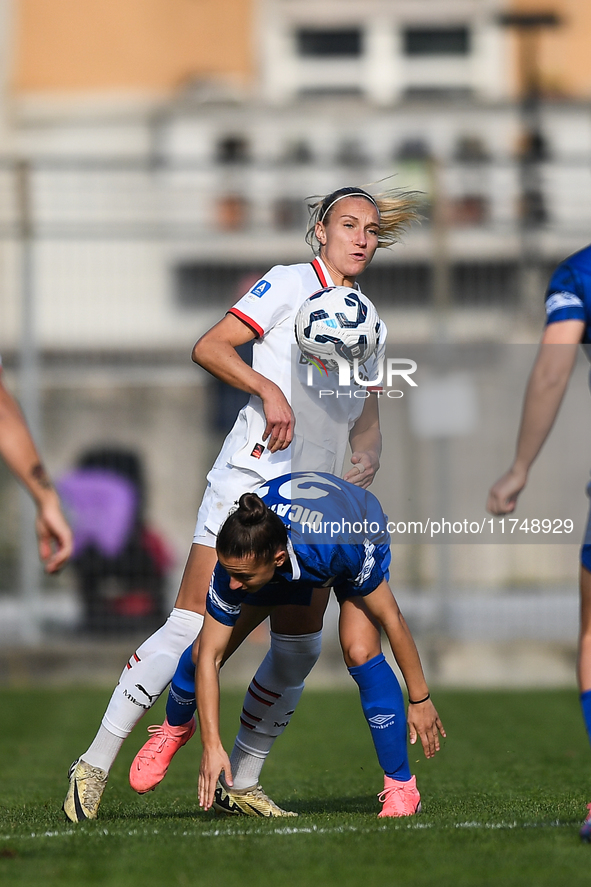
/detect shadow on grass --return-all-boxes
[98,793,379,824]
[288,796,378,816]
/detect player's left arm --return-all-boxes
[344,392,381,488]
[196,612,234,810]
[361,580,446,758]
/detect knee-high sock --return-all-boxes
[230,630,322,789]
[348,652,411,781]
[82,608,203,771]
[581,690,591,747]
[166,645,197,726]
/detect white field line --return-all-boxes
[0,819,573,843]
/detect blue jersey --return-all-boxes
[545,244,591,343]
[206,471,391,626]
[545,246,591,570]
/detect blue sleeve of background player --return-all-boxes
[545,262,585,326]
[205,563,245,626]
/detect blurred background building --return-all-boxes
[1,0,590,686]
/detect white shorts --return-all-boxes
[192,464,268,545]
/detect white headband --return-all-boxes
[320,192,379,222]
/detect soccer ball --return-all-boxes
[294,286,381,371]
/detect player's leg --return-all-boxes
[128,586,327,813]
[339,596,419,818]
[227,593,327,784]
[215,590,327,816]
[577,560,591,840]
[63,542,214,822]
[129,605,273,793]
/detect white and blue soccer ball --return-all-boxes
[294,286,381,371]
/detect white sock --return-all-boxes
[230,630,322,789]
[81,727,125,772]
[82,608,204,772]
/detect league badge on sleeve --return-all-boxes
[250,280,271,298]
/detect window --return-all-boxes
[216,136,249,164]
[176,263,266,309]
[296,28,362,57]
[449,196,489,226]
[281,141,314,164]
[454,136,490,163]
[403,27,470,56]
[404,86,473,101]
[216,195,249,231]
[335,139,368,168]
[273,198,308,231]
[396,139,432,161]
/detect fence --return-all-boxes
[0,154,589,685]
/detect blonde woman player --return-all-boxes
[63,184,418,823]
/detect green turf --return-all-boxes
[1,687,591,886]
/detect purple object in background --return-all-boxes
[57,469,138,558]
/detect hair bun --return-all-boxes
[237,493,268,526]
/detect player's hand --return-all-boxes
[407,699,446,759]
[486,465,528,516]
[260,384,295,453]
[198,745,233,810]
[343,451,379,489]
[35,494,74,573]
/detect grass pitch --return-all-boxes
[1,686,591,886]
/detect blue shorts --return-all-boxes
[246,542,391,608]
[245,579,315,609]
[333,541,391,601]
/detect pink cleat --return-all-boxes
[580,803,591,842]
[377,774,422,818]
[129,717,196,794]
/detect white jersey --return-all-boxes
[197,257,386,537]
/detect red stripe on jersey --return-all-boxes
[311,257,328,288]
[239,716,255,730]
[367,387,383,393]
[241,707,262,723]
[252,677,281,699]
[228,307,264,338]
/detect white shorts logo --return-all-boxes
[354,539,376,586]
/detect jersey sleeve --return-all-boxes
[545,262,585,325]
[228,265,301,339]
[205,563,245,626]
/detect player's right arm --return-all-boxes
[196,611,234,810]
[0,375,73,572]
[192,313,293,453]
[487,319,584,515]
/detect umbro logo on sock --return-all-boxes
[368,713,396,729]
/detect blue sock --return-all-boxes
[348,652,411,781]
[166,645,197,726]
[581,690,591,747]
